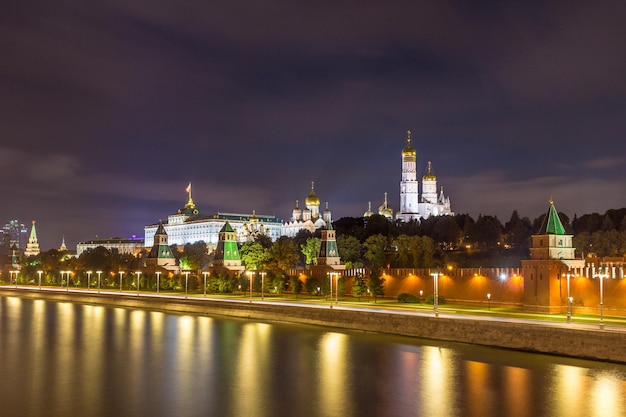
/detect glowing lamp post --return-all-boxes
[419,290,423,304]
[595,271,609,329]
[246,271,254,303]
[37,270,43,290]
[96,271,102,293]
[202,272,208,297]
[487,293,491,310]
[87,271,92,291]
[135,271,142,295]
[430,272,440,317]
[156,271,161,294]
[565,272,573,323]
[260,271,266,301]
[119,271,125,292]
[184,271,190,299]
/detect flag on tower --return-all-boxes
[185,182,191,194]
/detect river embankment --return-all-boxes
[4,288,626,364]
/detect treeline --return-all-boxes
[11,208,626,287]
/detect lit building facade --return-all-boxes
[281,182,332,237]
[144,184,282,252]
[76,237,145,256]
[395,130,453,221]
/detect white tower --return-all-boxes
[397,130,419,221]
[421,161,438,203]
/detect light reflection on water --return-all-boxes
[1,295,626,417]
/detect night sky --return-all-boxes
[2,1,625,250]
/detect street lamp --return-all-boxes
[487,293,491,310]
[565,271,574,323]
[156,271,161,294]
[37,270,43,290]
[96,271,102,293]
[119,271,125,292]
[595,271,609,329]
[87,271,93,291]
[430,271,440,317]
[327,272,335,308]
[260,271,266,301]
[202,272,209,297]
[135,271,142,296]
[184,271,190,299]
[419,290,423,304]
[246,271,254,303]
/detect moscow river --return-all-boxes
[1,295,626,417]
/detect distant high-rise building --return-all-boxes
[2,220,28,252]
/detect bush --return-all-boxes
[397,293,420,303]
[425,295,446,305]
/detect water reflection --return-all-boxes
[1,295,626,417]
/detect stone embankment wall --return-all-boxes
[5,289,626,364]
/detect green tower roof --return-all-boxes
[538,199,567,235]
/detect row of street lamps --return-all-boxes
[2,269,616,328]
[245,271,268,303]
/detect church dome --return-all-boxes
[378,192,393,219]
[323,202,331,215]
[363,201,373,217]
[423,161,436,181]
[305,182,320,206]
[293,200,302,215]
[402,130,416,157]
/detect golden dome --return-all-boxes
[305,181,320,206]
[423,161,437,181]
[402,130,416,156]
[378,192,393,218]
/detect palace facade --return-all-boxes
[144,184,282,252]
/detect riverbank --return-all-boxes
[4,288,626,364]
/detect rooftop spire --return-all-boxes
[539,198,567,235]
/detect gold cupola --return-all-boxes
[423,161,437,181]
[305,181,320,206]
[402,130,416,157]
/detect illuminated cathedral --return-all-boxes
[281,182,332,237]
[395,130,453,221]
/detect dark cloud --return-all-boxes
[1,0,625,249]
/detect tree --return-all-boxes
[363,214,394,241]
[179,241,210,271]
[336,234,362,268]
[301,237,321,268]
[363,234,388,269]
[290,275,303,298]
[367,267,385,302]
[351,273,367,300]
[267,237,299,274]
[432,216,462,247]
[240,242,270,270]
[503,210,532,250]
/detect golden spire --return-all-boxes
[423,161,437,180]
[402,130,416,156]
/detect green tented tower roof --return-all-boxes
[537,199,567,235]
